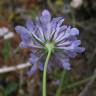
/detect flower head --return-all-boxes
[15,9,85,75]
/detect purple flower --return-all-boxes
[15,9,85,75]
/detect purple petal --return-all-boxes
[59,26,71,41]
[40,9,51,23]
[46,23,52,40]
[67,36,77,41]
[72,40,81,47]
[55,32,65,43]
[26,20,34,31]
[39,63,44,71]
[62,59,71,70]
[29,54,39,64]
[19,42,28,48]
[51,17,63,25]
[42,10,51,17]
[57,41,71,47]
[15,26,30,42]
[36,25,45,41]
[39,62,52,72]
[53,19,64,40]
[27,64,37,76]
[65,51,77,58]
[57,45,74,51]
[51,17,63,34]
[57,19,64,28]
[62,27,79,40]
[47,62,53,72]
[15,26,28,34]
[31,30,44,44]
[59,25,67,33]
[58,40,81,51]
[75,47,85,53]
[70,28,79,36]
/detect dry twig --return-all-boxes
[0,62,31,73]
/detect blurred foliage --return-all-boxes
[2,40,11,62]
[4,81,18,96]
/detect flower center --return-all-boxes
[45,42,55,53]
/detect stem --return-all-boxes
[64,74,96,90]
[42,50,51,96]
[71,9,76,27]
[56,70,67,96]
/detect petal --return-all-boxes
[55,32,65,43]
[19,42,28,48]
[36,16,49,40]
[58,40,81,51]
[57,41,71,47]
[51,17,63,34]
[47,62,53,72]
[15,26,30,42]
[31,30,44,44]
[42,10,51,17]
[68,36,77,41]
[29,54,39,64]
[72,40,81,47]
[53,19,65,40]
[57,19,64,28]
[60,27,79,40]
[27,65,37,76]
[39,63,44,71]
[26,20,34,31]
[70,28,79,36]
[52,53,68,69]
[15,26,28,34]
[46,23,52,40]
[51,17,63,25]
[40,10,51,23]
[39,62,52,72]
[65,51,77,58]
[36,25,45,41]
[62,59,71,70]
[59,25,67,33]
[63,26,71,38]
[75,47,85,53]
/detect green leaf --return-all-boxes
[2,40,11,61]
[4,82,18,96]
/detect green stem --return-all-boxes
[71,9,76,27]
[64,73,96,90]
[42,50,51,96]
[56,70,67,96]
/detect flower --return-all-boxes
[15,9,85,75]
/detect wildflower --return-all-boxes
[15,9,85,75]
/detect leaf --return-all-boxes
[4,82,18,96]
[2,40,11,61]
